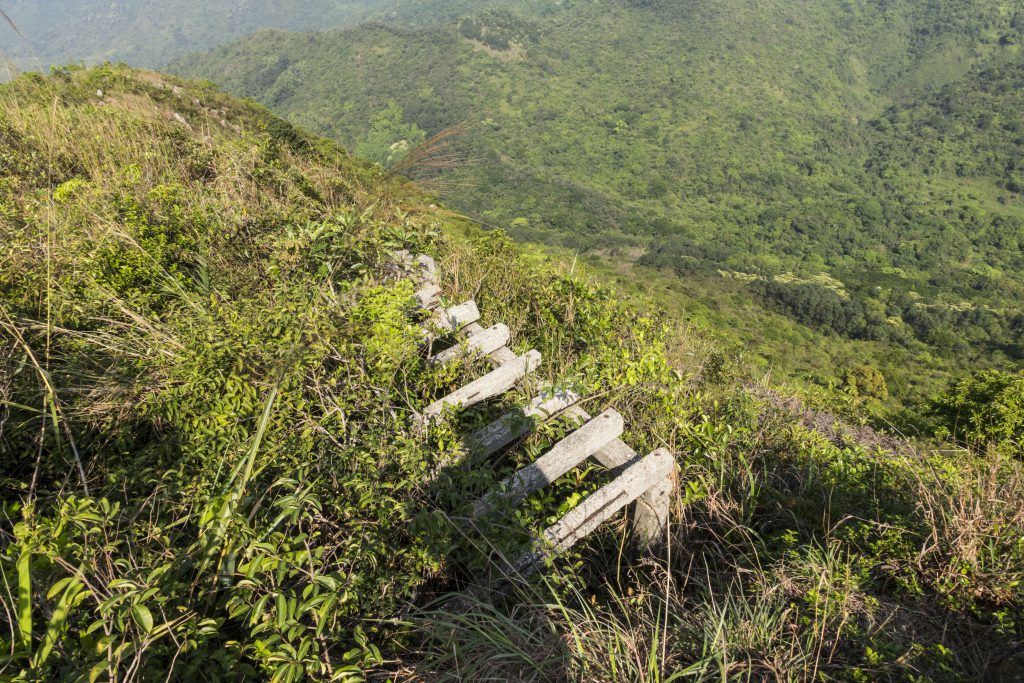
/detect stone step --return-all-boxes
[507,448,675,576]
[473,409,624,518]
[422,350,542,421]
[432,300,480,334]
[463,388,581,458]
[431,324,511,365]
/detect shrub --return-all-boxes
[845,365,889,400]
[931,368,1024,454]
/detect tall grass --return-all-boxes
[402,409,1024,681]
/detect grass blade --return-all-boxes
[200,383,279,579]
[30,579,84,670]
[16,550,31,651]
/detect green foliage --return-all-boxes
[458,10,541,51]
[931,368,1024,454]
[845,365,889,401]
[354,101,426,169]
[0,65,439,680]
[0,66,709,680]
[2,23,1023,679]
[412,389,1024,681]
[171,0,1024,410]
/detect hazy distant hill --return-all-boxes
[0,0,560,70]
[0,0,389,69]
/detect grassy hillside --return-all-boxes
[171,0,1024,409]
[1,65,1023,682]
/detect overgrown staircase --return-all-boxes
[394,251,676,597]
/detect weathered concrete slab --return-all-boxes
[632,475,673,550]
[564,406,639,470]
[417,254,436,276]
[507,448,675,575]
[565,406,674,548]
[488,346,518,366]
[473,409,624,517]
[431,324,512,364]
[422,350,542,420]
[415,283,442,309]
[433,301,481,333]
[464,388,582,458]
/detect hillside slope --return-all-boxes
[1,65,1023,682]
[172,0,1024,404]
[0,63,699,679]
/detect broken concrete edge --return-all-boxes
[421,385,581,486]
[424,300,481,338]
[462,386,583,458]
[392,251,441,308]
[430,323,512,365]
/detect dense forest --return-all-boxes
[173,0,1024,409]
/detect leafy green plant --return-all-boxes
[931,368,1024,454]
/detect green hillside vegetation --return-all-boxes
[374,0,564,26]
[1,65,1023,681]
[171,0,1024,411]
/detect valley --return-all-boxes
[172,0,1024,411]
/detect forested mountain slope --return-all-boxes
[173,0,1024,404]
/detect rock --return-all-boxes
[172,112,192,130]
